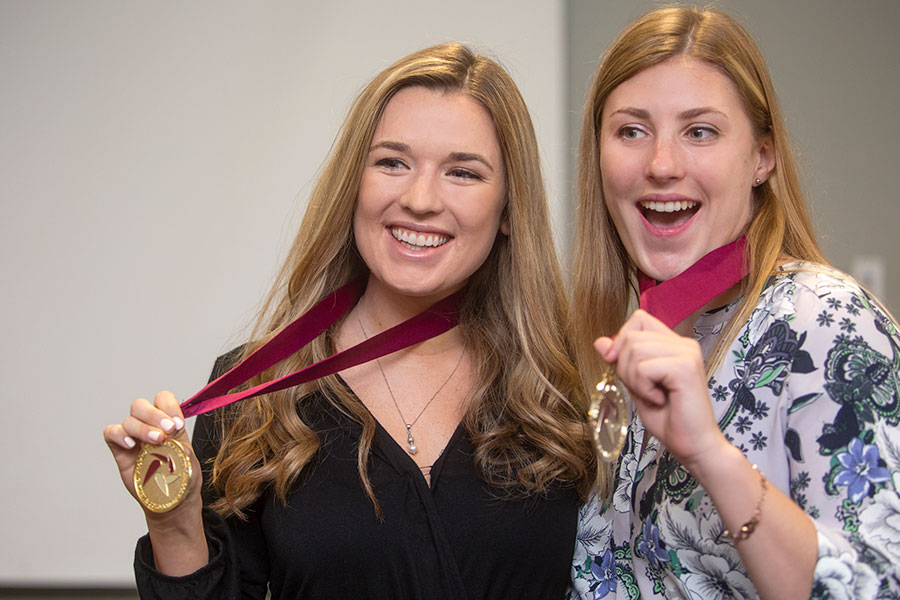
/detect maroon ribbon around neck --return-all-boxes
[636,236,749,330]
[179,277,463,418]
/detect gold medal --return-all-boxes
[133,438,192,513]
[588,371,627,462]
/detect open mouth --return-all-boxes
[390,227,450,250]
[639,200,699,229]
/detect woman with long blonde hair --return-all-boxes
[570,7,900,599]
[105,42,599,599]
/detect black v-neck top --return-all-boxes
[134,373,578,599]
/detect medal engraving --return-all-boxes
[588,372,628,462]
[133,438,192,513]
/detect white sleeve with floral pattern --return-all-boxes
[774,268,900,599]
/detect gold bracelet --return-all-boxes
[723,463,767,543]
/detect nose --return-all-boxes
[645,136,684,183]
[399,170,443,214]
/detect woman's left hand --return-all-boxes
[595,309,728,473]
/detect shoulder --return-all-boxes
[209,345,247,382]
[776,261,862,298]
[748,261,893,329]
[765,262,897,335]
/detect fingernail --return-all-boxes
[148,430,162,443]
[160,418,174,432]
[173,417,184,431]
[124,436,136,449]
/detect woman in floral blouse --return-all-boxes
[569,7,900,599]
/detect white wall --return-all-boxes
[0,1,566,586]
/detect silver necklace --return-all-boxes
[356,305,464,455]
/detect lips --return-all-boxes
[390,226,450,250]
[638,199,699,230]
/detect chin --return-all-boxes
[638,245,712,282]
[637,260,687,283]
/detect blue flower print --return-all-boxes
[590,549,616,599]
[637,518,669,569]
[750,431,768,450]
[712,384,729,402]
[734,415,753,434]
[834,438,892,503]
[839,317,856,334]
[817,311,835,327]
[749,400,770,420]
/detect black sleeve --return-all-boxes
[132,348,268,600]
[133,508,242,600]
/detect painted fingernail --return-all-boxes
[160,418,174,432]
[124,436,136,449]
[173,417,184,430]
[148,430,162,443]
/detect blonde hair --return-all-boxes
[572,6,825,387]
[210,42,600,518]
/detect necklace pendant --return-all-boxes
[406,425,417,455]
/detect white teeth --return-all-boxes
[640,200,697,213]
[390,227,449,249]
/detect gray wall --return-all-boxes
[567,0,900,311]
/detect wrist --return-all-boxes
[681,434,744,486]
[146,505,210,576]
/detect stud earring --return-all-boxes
[754,178,762,186]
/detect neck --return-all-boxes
[350,275,465,354]
[672,280,743,336]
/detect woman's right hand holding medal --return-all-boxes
[103,391,210,576]
[593,310,730,476]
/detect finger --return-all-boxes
[593,336,615,361]
[617,332,701,366]
[605,309,665,357]
[129,395,183,440]
[103,423,138,453]
[629,309,672,332]
[122,414,172,445]
[153,391,186,432]
[614,335,692,406]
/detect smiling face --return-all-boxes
[353,86,507,306]
[599,56,775,281]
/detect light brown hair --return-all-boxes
[210,42,600,518]
[572,6,825,388]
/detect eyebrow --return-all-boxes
[679,107,727,120]
[370,140,411,153]
[448,151,495,173]
[369,141,496,173]
[607,106,728,121]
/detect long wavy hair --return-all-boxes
[209,42,601,518]
[572,6,825,388]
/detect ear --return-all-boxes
[753,133,776,185]
[499,202,510,235]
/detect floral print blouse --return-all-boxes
[570,263,900,599]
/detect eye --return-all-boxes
[685,126,718,141]
[617,125,647,141]
[374,157,408,170]
[447,167,484,181]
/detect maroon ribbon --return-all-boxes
[179,277,463,418]
[636,236,749,330]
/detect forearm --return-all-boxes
[691,441,816,600]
